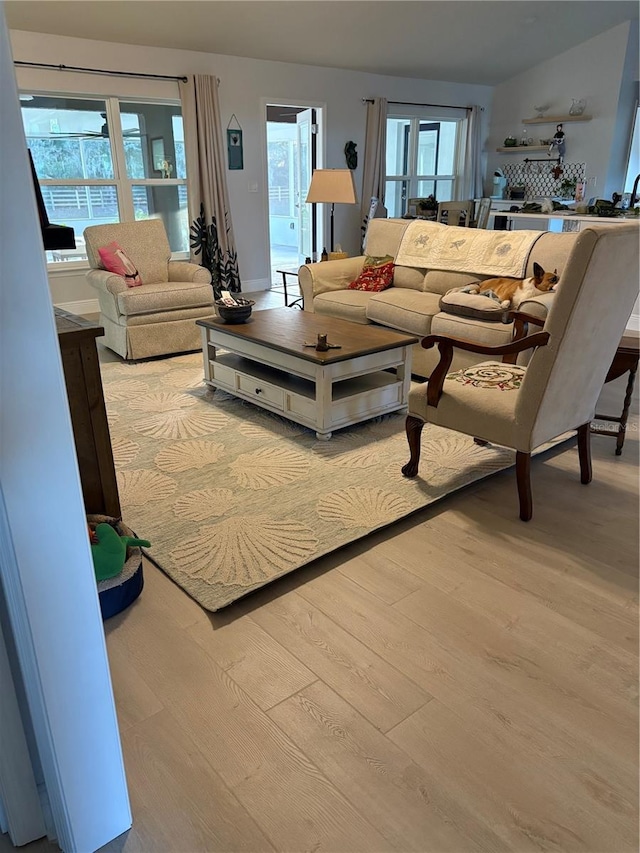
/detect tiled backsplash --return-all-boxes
[501,161,586,197]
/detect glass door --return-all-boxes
[265,104,319,288]
[296,108,314,264]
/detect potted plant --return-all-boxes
[417,195,438,215]
[558,177,577,198]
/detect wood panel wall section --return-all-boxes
[55,308,121,518]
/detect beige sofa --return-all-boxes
[299,218,580,377]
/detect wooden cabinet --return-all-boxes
[55,308,121,518]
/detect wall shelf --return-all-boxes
[522,115,592,124]
[496,146,549,153]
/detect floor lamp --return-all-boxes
[305,169,358,252]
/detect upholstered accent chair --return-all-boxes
[84,220,215,359]
[402,224,640,520]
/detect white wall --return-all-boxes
[1,6,131,849]
[487,21,636,199]
[607,23,639,198]
[9,28,493,307]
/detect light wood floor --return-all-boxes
[3,293,638,853]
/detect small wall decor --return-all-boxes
[344,141,357,170]
[546,123,566,160]
[226,114,243,170]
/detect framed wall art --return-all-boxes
[227,115,243,170]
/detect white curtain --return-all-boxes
[360,97,387,249]
[464,105,484,200]
[179,74,241,296]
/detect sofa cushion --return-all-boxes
[117,280,215,317]
[366,289,442,336]
[393,265,428,291]
[439,289,509,322]
[348,255,395,292]
[526,231,577,277]
[314,290,373,324]
[364,218,410,258]
[408,361,521,448]
[431,312,514,347]
[423,270,489,296]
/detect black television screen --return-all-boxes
[28,149,76,251]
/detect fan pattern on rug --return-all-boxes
[101,353,518,610]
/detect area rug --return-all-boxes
[101,353,522,611]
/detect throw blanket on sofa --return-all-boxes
[395,220,543,278]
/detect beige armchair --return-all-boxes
[84,219,215,359]
[402,224,640,520]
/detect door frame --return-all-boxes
[260,98,325,283]
[1,14,131,851]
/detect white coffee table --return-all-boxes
[197,309,417,439]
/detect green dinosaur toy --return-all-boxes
[91,522,151,582]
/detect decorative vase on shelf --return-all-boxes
[569,99,586,116]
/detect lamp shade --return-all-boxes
[305,169,358,205]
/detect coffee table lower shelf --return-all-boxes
[202,342,412,440]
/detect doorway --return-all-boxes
[264,103,322,287]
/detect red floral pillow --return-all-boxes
[98,241,143,287]
[348,254,395,292]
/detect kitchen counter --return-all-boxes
[489,209,640,232]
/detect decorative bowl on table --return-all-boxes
[214,298,255,323]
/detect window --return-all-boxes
[384,107,467,217]
[21,95,188,265]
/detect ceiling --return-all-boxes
[4,1,639,86]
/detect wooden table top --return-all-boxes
[55,306,104,342]
[198,308,418,365]
[619,332,640,355]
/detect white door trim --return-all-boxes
[1,12,131,851]
[0,555,46,846]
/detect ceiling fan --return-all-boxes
[32,114,142,139]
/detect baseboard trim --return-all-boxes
[54,298,100,316]
[242,278,270,293]
[626,314,640,332]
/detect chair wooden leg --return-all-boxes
[401,416,424,478]
[516,451,532,521]
[577,422,593,484]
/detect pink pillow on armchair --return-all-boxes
[98,242,143,287]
